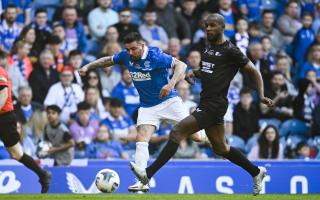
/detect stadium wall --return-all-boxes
[0,160,319,194]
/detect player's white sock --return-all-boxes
[135,142,149,169]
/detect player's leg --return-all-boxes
[205,124,266,195]
[131,114,201,185]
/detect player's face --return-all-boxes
[125,41,144,61]
[205,19,224,43]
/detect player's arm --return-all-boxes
[160,58,187,98]
[0,86,8,110]
[242,61,273,107]
[78,56,114,76]
[185,67,201,84]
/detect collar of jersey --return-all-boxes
[141,46,149,60]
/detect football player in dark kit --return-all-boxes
[130,13,274,195]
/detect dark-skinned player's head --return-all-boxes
[123,32,145,61]
[204,14,225,43]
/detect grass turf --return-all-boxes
[0,194,319,200]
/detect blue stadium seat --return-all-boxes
[312,136,320,149]
[259,118,282,130]
[245,134,259,153]
[279,119,310,138]
[285,135,305,150]
[226,135,246,152]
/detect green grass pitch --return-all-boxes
[0,194,319,200]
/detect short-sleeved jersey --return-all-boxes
[0,67,13,114]
[112,46,177,107]
[200,40,249,100]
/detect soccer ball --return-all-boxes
[95,169,120,193]
[36,140,52,158]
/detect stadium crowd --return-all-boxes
[0,0,320,165]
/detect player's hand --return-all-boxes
[260,97,274,107]
[78,65,89,76]
[160,83,174,98]
[185,70,195,85]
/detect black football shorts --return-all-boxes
[0,111,20,147]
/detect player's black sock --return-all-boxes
[19,153,46,178]
[224,147,260,177]
[146,140,179,178]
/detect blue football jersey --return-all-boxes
[112,46,177,107]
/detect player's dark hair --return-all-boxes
[205,13,225,29]
[123,32,143,44]
[35,8,47,16]
[110,98,123,108]
[240,87,252,96]
[258,125,280,159]
[77,101,91,111]
[68,49,82,58]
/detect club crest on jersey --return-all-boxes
[204,49,222,56]
[130,72,151,81]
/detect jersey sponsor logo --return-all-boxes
[201,61,215,74]
[130,72,151,81]
[204,49,222,56]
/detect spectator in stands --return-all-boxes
[17,121,36,158]
[238,0,263,22]
[233,88,260,142]
[177,80,197,113]
[44,65,84,123]
[25,110,48,145]
[248,22,261,43]
[248,125,283,160]
[84,87,106,121]
[28,50,59,104]
[0,50,27,100]
[69,102,99,155]
[299,44,320,79]
[44,105,75,166]
[295,141,311,160]
[14,86,43,124]
[67,50,83,86]
[151,0,191,46]
[305,69,320,106]
[274,54,298,97]
[260,10,284,53]
[244,42,271,88]
[312,104,320,137]
[83,69,104,98]
[101,98,137,154]
[100,39,122,61]
[186,50,202,102]
[112,68,140,117]
[61,6,88,53]
[52,23,69,56]
[192,11,210,51]
[29,8,52,53]
[261,36,275,70]
[0,4,23,53]
[88,0,119,41]
[277,1,302,44]
[86,124,128,159]
[139,8,169,51]
[47,35,65,73]
[114,8,139,43]
[1,1,31,25]
[173,138,204,159]
[167,38,184,61]
[53,0,84,23]
[181,0,199,37]
[293,79,315,123]
[7,40,33,80]
[293,12,315,67]
[216,0,238,39]
[15,26,39,64]
[231,18,249,55]
[260,71,294,121]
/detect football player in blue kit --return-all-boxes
[78,32,203,192]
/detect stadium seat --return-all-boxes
[259,118,282,130]
[226,135,246,152]
[279,119,310,138]
[285,135,305,150]
[245,134,259,153]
